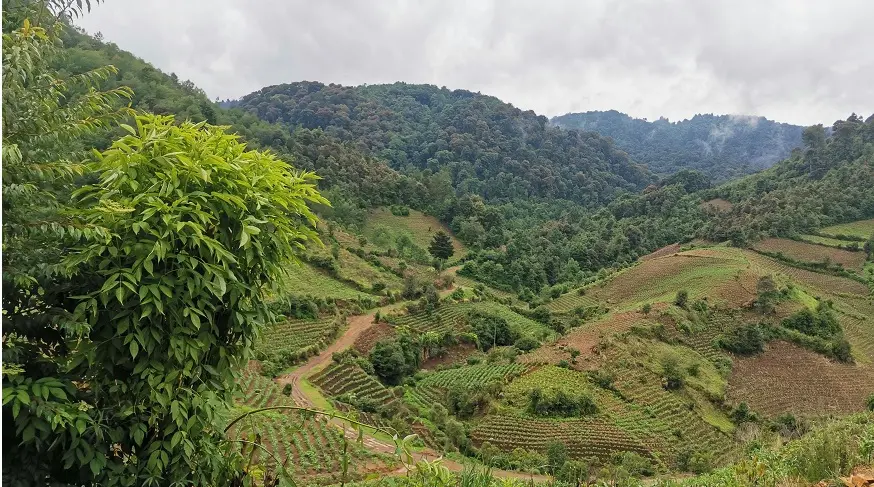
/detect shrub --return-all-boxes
[528,387,598,417]
[716,324,766,355]
[281,383,293,396]
[674,289,689,308]
[467,311,518,351]
[867,394,874,411]
[514,336,541,352]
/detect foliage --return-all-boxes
[429,231,455,261]
[781,303,841,339]
[716,324,766,355]
[674,290,689,309]
[467,312,519,351]
[4,112,326,485]
[551,110,803,181]
[527,387,598,417]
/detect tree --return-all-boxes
[674,290,689,309]
[428,230,455,261]
[3,110,326,485]
[754,275,779,314]
[546,440,568,474]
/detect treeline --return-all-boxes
[551,110,803,181]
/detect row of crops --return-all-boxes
[389,301,554,339]
[255,317,340,357]
[233,371,391,483]
[416,363,531,389]
[311,362,397,406]
[470,414,651,461]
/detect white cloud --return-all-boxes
[76,0,874,125]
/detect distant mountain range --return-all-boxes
[551,110,804,181]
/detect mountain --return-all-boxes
[551,110,804,181]
[232,82,654,206]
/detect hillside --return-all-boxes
[232,82,654,206]
[551,110,804,181]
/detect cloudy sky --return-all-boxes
[76,0,874,126]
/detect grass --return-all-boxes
[799,234,855,247]
[363,207,466,258]
[819,218,874,239]
[278,262,370,300]
[752,238,867,270]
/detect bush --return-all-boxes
[467,311,518,351]
[716,324,766,355]
[782,303,841,339]
[674,289,689,308]
[514,336,541,352]
[389,205,410,216]
[282,383,293,396]
[867,394,874,411]
[528,387,598,417]
[530,305,552,323]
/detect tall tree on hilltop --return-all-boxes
[429,231,455,261]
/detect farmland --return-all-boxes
[279,262,371,301]
[232,372,391,483]
[726,341,874,417]
[752,237,866,269]
[416,363,530,389]
[311,362,398,406]
[388,301,554,340]
[362,207,466,259]
[819,218,874,239]
[256,317,341,358]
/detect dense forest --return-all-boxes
[551,110,804,181]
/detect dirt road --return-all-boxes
[273,299,549,482]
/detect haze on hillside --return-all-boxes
[76,0,874,126]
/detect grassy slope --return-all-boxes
[362,208,466,258]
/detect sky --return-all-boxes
[76,0,874,126]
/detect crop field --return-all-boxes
[256,318,340,357]
[416,363,530,389]
[352,322,396,354]
[819,218,874,239]
[232,371,392,483]
[521,311,651,368]
[607,362,735,465]
[502,365,595,406]
[471,415,651,462]
[726,341,874,417]
[403,385,448,414]
[545,289,601,314]
[744,251,869,296]
[310,363,397,406]
[752,238,867,270]
[363,207,466,257]
[389,301,553,340]
[799,234,860,248]
[335,248,406,292]
[279,262,370,301]
[581,250,748,309]
[640,243,681,261]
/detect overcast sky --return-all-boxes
[76,0,874,126]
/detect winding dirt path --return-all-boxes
[273,276,549,481]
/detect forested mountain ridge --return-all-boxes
[551,110,804,181]
[232,82,654,206]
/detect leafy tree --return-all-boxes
[467,311,517,351]
[428,230,455,261]
[754,275,780,314]
[717,324,766,355]
[369,340,408,385]
[546,440,568,474]
[4,112,326,485]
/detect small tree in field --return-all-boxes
[675,290,689,309]
[428,230,455,261]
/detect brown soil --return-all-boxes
[640,243,681,261]
[353,322,396,354]
[726,341,874,417]
[701,198,734,212]
[753,238,867,270]
[421,343,478,370]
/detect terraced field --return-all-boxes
[726,341,874,417]
[752,238,867,269]
[471,415,651,462]
[390,301,554,340]
[310,362,397,406]
[416,363,530,389]
[256,317,341,358]
[799,234,860,248]
[233,372,392,483]
[363,207,466,258]
[503,365,595,406]
[279,262,371,301]
[819,218,874,239]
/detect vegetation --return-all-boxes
[551,110,803,181]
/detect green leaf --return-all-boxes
[129,340,139,359]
